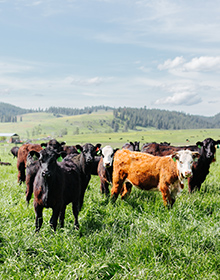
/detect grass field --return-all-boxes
[0,126,220,279]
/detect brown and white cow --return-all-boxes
[111,149,199,207]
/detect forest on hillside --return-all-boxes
[0,102,220,130]
[113,107,220,130]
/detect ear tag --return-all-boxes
[198,145,201,149]
[96,149,101,156]
[172,157,176,162]
[77,149,82,154]
[57,156,63,162]
[33,154,38,161]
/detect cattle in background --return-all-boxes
[64,143,101,210]
[188,138,220,192]
[111,149,199,207]
[10,146,19,158]
[17,143,43,184]
[141,142,200,156]
[31,148,81,232]
[122,141,140,151]
[63,145,80,156]
[97,145,118,196]
[41,139,66,152]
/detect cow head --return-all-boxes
[29,148,66,178]
[41,139,66,152]
[77,143,101,165]
[172,150,200,180]
[100,146,118,168]
[133,141,140,152]
[196,138,220,162]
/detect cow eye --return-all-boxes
[180,161,183,164]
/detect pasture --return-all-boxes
[0,131,219,279]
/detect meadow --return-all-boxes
[0,125,219,279]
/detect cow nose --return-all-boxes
[42,170,50,177]
[184,171,192,178]
[105,162,110,168]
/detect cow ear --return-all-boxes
[192,152,200,162]
[95,144,102,155]
[40,143,47,148]
[29,151,40,160]
[76,145,83,153]
[171,153,178,162]
[196,141,203,148]
[60,141,66,146]
[56,151,67,162]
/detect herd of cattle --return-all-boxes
[7,137,220,232]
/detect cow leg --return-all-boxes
[159,183,174,207]
[59,204,66,228]
[100,179,110,196]
[25,174,35,204]
[100,178,106,194]
[50,205,61,231]
[111,176,125,202]
[17,162,25,184]
[120,182,132,200]
[34,203,43,232]
[72,202,79,229]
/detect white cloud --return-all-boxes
[183,56,220,72]
[155,92,202,106]
[158,56,185,70]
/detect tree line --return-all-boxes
[113,107,220,130]
[0,102,220,130]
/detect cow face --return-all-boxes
[101,146,114,168]
[197,138,220,161]
[172,150,200,180]
[80,143,101,165]
[41,139,66,152]
[30,149,64,178]
[133,141,140,152]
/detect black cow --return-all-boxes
[188,138,220,192]
[31,148,81,232]
[10,146,19,158]
[25,139,67,204]
[122,141,140,151]
[64,143,101,210]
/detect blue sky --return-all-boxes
[0,0,220,116]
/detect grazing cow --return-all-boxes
[122,141,140,151]
[97,145,118,196]
[188,138,220,192]
[10,146,19,158]
[64,143,101,210]
[111,149,199,207]
[31,148,81,232]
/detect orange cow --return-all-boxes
[111,149,199,207]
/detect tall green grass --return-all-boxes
[0,146,219,279]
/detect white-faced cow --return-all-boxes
[97,145,118,196]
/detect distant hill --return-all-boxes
[0,102,219,130]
